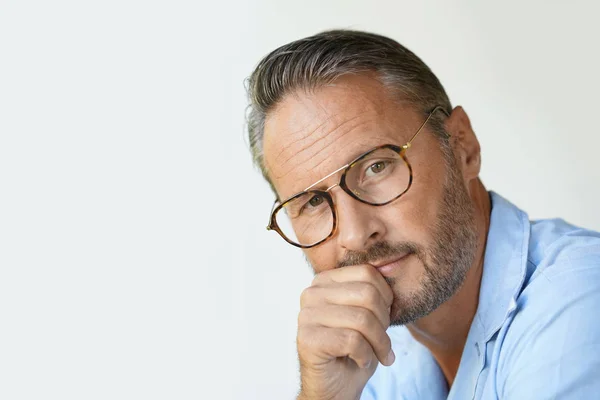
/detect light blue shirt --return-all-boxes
[361,191,600,399]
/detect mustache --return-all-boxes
[337,241,421,268]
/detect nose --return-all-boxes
[331,187,386,252]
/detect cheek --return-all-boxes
[380,198,435,245]
[303,244,338,273]
[407,147,448,210]
[386,164,446,242]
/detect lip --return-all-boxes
[372,253,411,277]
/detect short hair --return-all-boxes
[246,29,452,187]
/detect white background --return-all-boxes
[1,1,599,399]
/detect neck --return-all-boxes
[406,180,491,387]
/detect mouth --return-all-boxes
[372,253,412,277]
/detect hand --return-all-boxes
[296,265,395,400]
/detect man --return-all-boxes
[245,30,600,399]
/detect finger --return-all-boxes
[299,305,394,366]
[300,282,390,328]
[297,325,376,369]
[313,265,393,307]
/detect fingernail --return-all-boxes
[364,358,372,369]
[386,349,395,365]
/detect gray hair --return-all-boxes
[246,29,453,189]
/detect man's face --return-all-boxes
[263,74,478,325]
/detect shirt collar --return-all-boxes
[474,191,531,342]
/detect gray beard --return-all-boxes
[387,163,478,325]
[333,157,479,326]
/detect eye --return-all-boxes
[308,195,324,208]
[297,194,326,216]
[366,161,387,176]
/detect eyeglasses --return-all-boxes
[266,106,450,248]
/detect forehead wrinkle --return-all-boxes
[298,138,362,189]
[264,75,411,199]
[273,114,377,184]
[269,112,335,168]
[274,113,371,176]
[289,118,421,196]
[277,126,393,200]
[268,85,384,174]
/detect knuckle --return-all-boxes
[359,284,379,307]
[345,329,364,350]
[311,270,329,285]
[297,307,314,326]
[296,326,315,349]
[300,287,315,307]
[356,265,376,281]
[296,327,307,348]
[352,308,372,329]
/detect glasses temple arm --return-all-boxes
[405,106,451,148]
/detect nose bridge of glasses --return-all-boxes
[303,162,350,192]
[324,182,339,193]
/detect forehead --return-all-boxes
[263,74,419,199]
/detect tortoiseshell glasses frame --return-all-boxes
[266,106,451,248]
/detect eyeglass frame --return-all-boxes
[266,105,451,249]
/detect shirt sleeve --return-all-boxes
[498,255,600,399]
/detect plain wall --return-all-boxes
[1,1,598,399]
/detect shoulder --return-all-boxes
[528,217,600,275]
[512,218,600,341]
[505,220,600,355]
[496,218,600,397]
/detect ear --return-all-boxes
[445,106,481,183]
